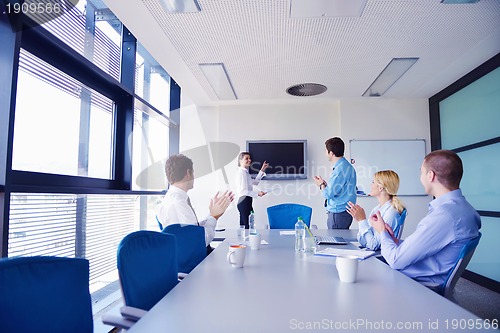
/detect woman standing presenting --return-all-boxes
[235,152,269,229]
[346,170,406,250]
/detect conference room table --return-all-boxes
[127,229,492,332]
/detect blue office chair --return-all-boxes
[162,223,207,274]
[393,208,407,240]
[103,231,179,329]
[267,203,313,229]
[439,232,482,300]
[117,230,179,311]
[0,256,93,333]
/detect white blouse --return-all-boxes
[235,167,266,200]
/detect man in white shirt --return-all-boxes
[156,154,234,248]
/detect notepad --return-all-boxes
[315,247,376,260]
[279,231,296,236]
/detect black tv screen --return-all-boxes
[246,140,307,180]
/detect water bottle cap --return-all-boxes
[298,216,303,220]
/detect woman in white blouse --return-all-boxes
[346,170,406,250]
[235,152,269,228]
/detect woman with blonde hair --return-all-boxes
[347,170,405,250]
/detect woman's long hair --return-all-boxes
[374,170,405,214]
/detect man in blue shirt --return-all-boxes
[314,137,357,229]
[371,150,481,287]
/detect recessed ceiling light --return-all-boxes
[159,0,200,13]
[362,58,418,97]
[199,63,237,100]
[290,0,367,18]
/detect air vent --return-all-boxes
[286,83,327,97]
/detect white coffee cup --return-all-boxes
[247,233,261,250]
[336,255,359,283]
[227,245,247,268]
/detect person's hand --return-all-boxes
[369,211,386,234]
[313,175,325,187]
[346,202,366,221]
[260,161,269,172]
[209,191,233,220]
[258,191,267,197]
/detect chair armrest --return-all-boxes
[120,306,148,321]
[101,314,136,330]
[178,272,189,280]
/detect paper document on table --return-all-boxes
[261,240,269,245]
[280,231,296,236]
[315,247,376,260]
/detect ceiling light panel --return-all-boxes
[199,63,237,100]
[290,0,367,18]
[159,0,200,13]
[363,58,419,97]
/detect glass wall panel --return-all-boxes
[467,216,500,283]
[12,49,114,178]
[439,67,500,150]
[458,143,500,212]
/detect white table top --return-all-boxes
[127,229,489,332]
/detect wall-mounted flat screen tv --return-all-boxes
[246,140,307,180]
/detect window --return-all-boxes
[1,0,179,315]
[13,49,114,178]
[26,0,122,81]
[8,193,162,294]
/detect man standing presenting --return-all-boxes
[156,154,234,248]
[370,150,481,287]
[314,137,357,229]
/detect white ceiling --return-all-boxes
[103,0,500,106]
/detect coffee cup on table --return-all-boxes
[247,233,261,250]
[227,244,246,268]
[336,255,359,283]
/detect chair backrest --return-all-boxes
[162,223,207,274]
[394,208,407,239]
[117,230,178,311]
[442,232,482,299]
[0,256,93,333]
[267,203,312,229]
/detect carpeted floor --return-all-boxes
[453,278,500,322]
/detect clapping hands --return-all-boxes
[209,190,235,220]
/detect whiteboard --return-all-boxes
[349,140,426,196]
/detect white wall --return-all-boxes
[180,97,432,238]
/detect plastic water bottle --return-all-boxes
[295,216,306,252]
[249,211,257,235]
